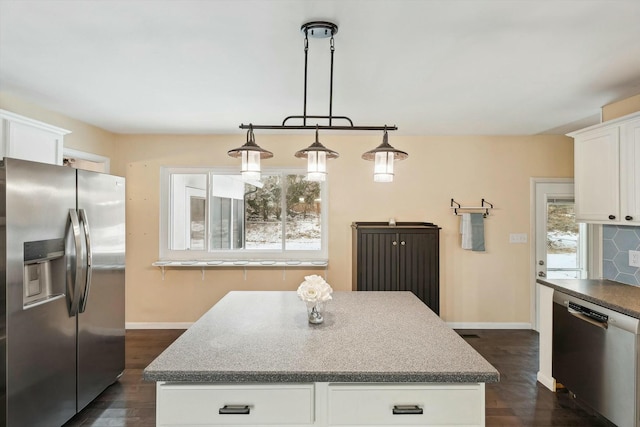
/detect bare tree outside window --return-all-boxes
[164,168,326,259]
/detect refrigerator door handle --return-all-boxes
[66,209,84,316]
[79,208,93,313]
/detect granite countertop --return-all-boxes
[143,291,499,384]
[537,278,640,318]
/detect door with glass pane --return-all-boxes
[544,199,588,279]
[534,181,588,328]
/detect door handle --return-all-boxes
[538,271,546,277]
[66,209,83,316]
[567,307,608,329]
[78,209,93,313]
[219,405,250,415]
[393,405,423,415]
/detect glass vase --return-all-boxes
[307,302,324,324]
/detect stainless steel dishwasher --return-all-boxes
[553,290,640,427]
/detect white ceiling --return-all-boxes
[1,0,639,136]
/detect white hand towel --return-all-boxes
[460,213,472,250]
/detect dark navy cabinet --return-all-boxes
[351,222,440,314]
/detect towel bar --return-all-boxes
[450,198,494,217]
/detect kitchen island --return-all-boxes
[144,291,499,426]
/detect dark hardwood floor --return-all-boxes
[459,329,615,427]
[62,329,615,426]
[62,330,184,427]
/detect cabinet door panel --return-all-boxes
[399,231,439,314]
[621,118,640,224]
[328,383,484,426]
[357,231,397,292]
[7,121,63,165]
[157,383,315,426]
[574,127,620,222]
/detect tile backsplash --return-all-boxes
[603,225,640,286]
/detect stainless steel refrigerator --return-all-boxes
[0,157,126,427]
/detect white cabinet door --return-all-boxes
[327,383,484,426]
[156,383,315,426]
[574,127,620,223]
[620,118,640,225]
[0,109,70,165]
[6,120,64,165]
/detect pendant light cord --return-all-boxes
[329,33,335,126]
[303,30,309,126]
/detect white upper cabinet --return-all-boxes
[621,117,640,224]
[569,111,640,225]
[0,109,70,165]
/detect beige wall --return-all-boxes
[0,92,117,158]
[112,133,573,325]
[0,92,575,325]
[602,93,640,121]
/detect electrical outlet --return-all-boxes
[630,250,640,268]
[509,233,528,244]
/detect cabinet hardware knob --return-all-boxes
[608,215,616,220]
[538,271,546,277]
[219,405,250,415]
[400,241,406,246]
[392,241,397,246]
[625,215,633,221]
[393,405,424,415]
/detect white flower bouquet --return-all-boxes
[297,275,333,324]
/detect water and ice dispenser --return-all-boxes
[23,238,65,308]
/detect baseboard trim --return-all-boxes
[537,371,557,392]
[447,322,532,330]
[126,322,193,330]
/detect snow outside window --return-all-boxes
[159,167,328,261]
[546,199,588,279]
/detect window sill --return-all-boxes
[152,260,328,280]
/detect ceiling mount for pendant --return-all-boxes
[300,21,338,38]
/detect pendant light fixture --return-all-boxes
[236,21,406,182]
[361,127,408,182]
[294,126,339,181]
[227,124,273,181]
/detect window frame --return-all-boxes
[159,166,328,261]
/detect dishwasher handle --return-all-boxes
[566,301,608,329]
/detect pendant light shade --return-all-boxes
[228,125,273,181]
[294,127,339,182]
[362,128,408,183]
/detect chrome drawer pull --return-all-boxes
[392,405,423,415]
[219,405,250,415]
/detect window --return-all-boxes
[546,199,588,279]
[160,167,327,261]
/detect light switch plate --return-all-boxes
[630,250,640,268]
[509,233,528,244]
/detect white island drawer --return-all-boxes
[327,383,484,426]
[157,383,315,426]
